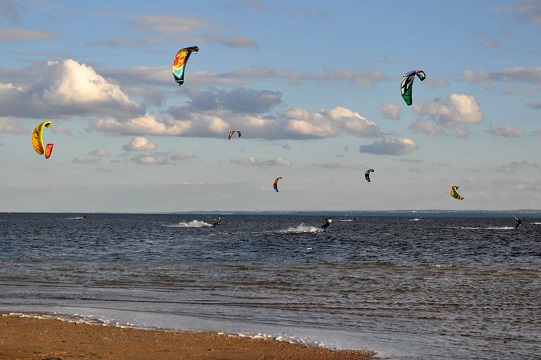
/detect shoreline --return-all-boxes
[0,313,376,360]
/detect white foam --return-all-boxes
[275,223,322,234]
[163,220,213,228]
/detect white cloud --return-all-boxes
[41,60,135,109]
[412,93,483,137]
[0,27,56,42]
[380,103,401,120]
[463,66,541,86]
[489,125,525,137]
[51,125,73,137]
[0,59,143,119]
[123,137,157,151]
[131,152,195,165]
[89,148,111,157]
[131,15,225,35]
[0,117,25,134]
[359,137,418,155]
[94,114,192,136]
[231,156,292,167]
[424,78,450,89]
[187,87,282,113]
[94,105,381,140]
[170,153,196,161]
[409,119,441,137]
[94,113,227,137]
[482,40,499,48]
[71,155,98,164]
[311,162,363,170]
[492,160,540,173]
[132,154,172,165]
[223,67,390,86]
[204,34,259,49]
[284,106,380,139]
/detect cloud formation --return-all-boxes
[94,99,381,140]
[463,66,541,86]
[89,148,111,157]
[284,106,380,139]
[131,152,195,165]
[187,87,282,113]
[380,103,401,120]
[495,1,541,24]
[0,116,25,134]
[94,113,226,137]
[408,119,441,137]
[90,16,259,50]
[359,137,418,155]
[123,137,157,151]
[489,125,525,137]
[0,59,143,119]
[491,159,540,173]
[412,93,483,137]
[0,27,56,42]
[230,156,292,167]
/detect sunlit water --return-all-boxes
[0,213,539,359]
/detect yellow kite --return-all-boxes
[31,121,54,159]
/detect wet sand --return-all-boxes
[0,314,375,360]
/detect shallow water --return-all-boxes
[0,213,539,359]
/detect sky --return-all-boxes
[1,0,541,213]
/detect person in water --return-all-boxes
[212,216,222,227]
[321,216,332,231]
[515,217,522,229]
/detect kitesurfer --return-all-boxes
[321,216,332,231]
[212,216,222,227]
[515,217,522,229]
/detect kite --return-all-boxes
[365,169,374,182]
[172,46,199,86]
[450,186,464,200]
[273,177,282,192]
[31,121,54,159]
[228,130,241,140]
[401,70,426,106]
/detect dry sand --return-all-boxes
[0,314,375,360]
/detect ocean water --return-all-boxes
[0,213,539,359]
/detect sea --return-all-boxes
[0,212,539,360]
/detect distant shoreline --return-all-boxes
[2,210,541,217]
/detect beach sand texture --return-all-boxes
[0,315,375,360]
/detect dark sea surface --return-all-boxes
[0,213,540,359]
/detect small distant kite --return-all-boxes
[401,70,426,106]
[365,169,374,182]
[228,130,241,140]
[172,46,199,86]
[273,177,282,192]
[31,121,54,159]
[450,186,464,200]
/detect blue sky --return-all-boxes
[1,0,541,212]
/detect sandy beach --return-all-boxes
[0,314,375,360]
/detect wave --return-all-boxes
[163,220,213,228]
[453,226,516,230]
[274,223,322,234]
